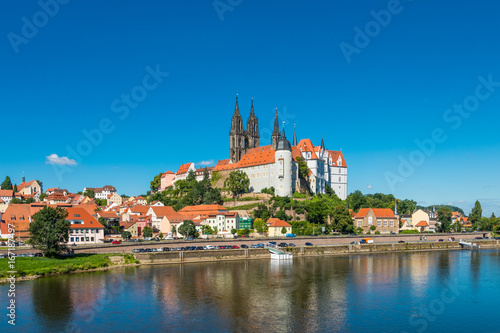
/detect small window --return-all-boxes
[70,237,74,242]
[75,214,80,217]
[91,237,94,241]
[86,237,89,241]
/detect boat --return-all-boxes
[459,240,480,250]
[269,248,293,260]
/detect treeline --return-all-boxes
[148,168,223,211]
[347,190,416,214]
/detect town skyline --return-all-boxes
[1,1,500,215]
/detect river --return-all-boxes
[1,249,499,332]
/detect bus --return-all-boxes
[360,238,374,244]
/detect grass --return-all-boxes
[227,203,260,211]
[0,253,116,278]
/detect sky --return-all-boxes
[0,0,499,215]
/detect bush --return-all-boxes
[292,192,307,199]
[375,231,381,234]
[400,230,420,234]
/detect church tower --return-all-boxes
[246,99,260,149]
[271,108,281,149]
[230,95,245,163]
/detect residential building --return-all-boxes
[17,180,42,201]
[174,163,195,183]
[97,211,120,234]
[66,207,105,244]
[0,190,14,205]
[160,171,175,191]
[354,208,399,234]
[0,204,44,240]
[83,185,117,200]
[107,192,123,206]
[266,218,292,237]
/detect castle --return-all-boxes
[161,96,348,199]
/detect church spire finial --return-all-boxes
[250,97,254,116]
[273,108,280,134]
[282,121,286,138]
[233,94,240,116]
[293,124,297,146]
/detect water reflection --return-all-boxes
[2,249,498,333]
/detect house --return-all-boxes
[96,211,120,234]
[147,206,184,232]
[266,218,292,237]
[415,220,430,233]
[195,167,213,181]
[173,162,196,183]
[0,204,44,240]
[0,198,8,213]
[160,171,175,191]
[204,211,239,234]
[45,188,68,196]
[66,207,105,244]
[129,214,152,236]
[83,185,117,200]
[17,180,42,201]
[135,196,147,206]
[122,205,150,221]
[119,220,136,238]
[107,192,123,206]
[354,208,399,234]
[0,190,14,205]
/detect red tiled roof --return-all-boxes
[213,159,237,172]
[179,205,227,213]
[267,218,291,227]
[131,206,150,214]
[297,139,319,159]
[97,211,119,219]
[149,206,184,222]
[66,207,104,229]
[161,171,175,177]
[17,180,36,191]
[176,162,193,175]
[355,208,396,219]
[237,149,275,168]
[0,190,14,197]
[415,220,429,227]
[327,150,347,167]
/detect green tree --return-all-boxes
[13,184,18,193]
[253,218,268,234]
[325,184,336,197]
[370,225,376,231]
[347,190,367,212]
[437,207,452,232]
[306,199,327,224]
[281,226,287,235]
[122,231,132,240]
[159,232,164,239]
[96,198,107,206]
[470,200,482,230]
[39,193,48,201]
[98,217,109,233]
[295,157,309,179]
[172,225,177,235]
[253,203,272,221]
[201,225,213,235]
[150,172,164,192]
[1,176,12,190]
[10,198,22,204]
[224,170,250,206]
[231,228,237,235]
[83,189,95,198]
[178,220,197,238]
[356,226,364,234]
[142,226,153,238]
[213,226,218,235]
[28,206,69,257]
[330,205,353,232]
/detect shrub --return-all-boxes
[292,192,307,198]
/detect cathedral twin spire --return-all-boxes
[230,95,260,163]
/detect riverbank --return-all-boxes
[2,240,497,283]
[0,253,139,283]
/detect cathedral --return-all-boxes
[168,96,348,199]
[229,96,260,163]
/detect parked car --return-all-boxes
[185,237,194,241]
[350,241,358,245]
[278,243,288,248]
[286,234,296,237]
[112,240,121,245]
[0,254,5,259]
[35,253,43,257]
[232,245,240,249]
[250,244,259,248]
[398,240,405,243]
[132,249,140,253]
[475,237,483,240]
[311,234,319,237]
[196,246,204,250]
[288,243,296,247]
[1,241,6,246]
[19,241,25,246]
[206,245,215,250]
[256,243,265,248]
[19,254,28,257]
[438,239,444,242]
[240,244,248,248]
[305,242,313,246]
[27,253,35,257]
[266,242,277,248]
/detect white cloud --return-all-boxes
[197,160,214,166]
[367,185,372,189]
[45,154,77,166]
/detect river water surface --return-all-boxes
[1,249,499,332]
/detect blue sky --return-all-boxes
[1,0,499,215]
